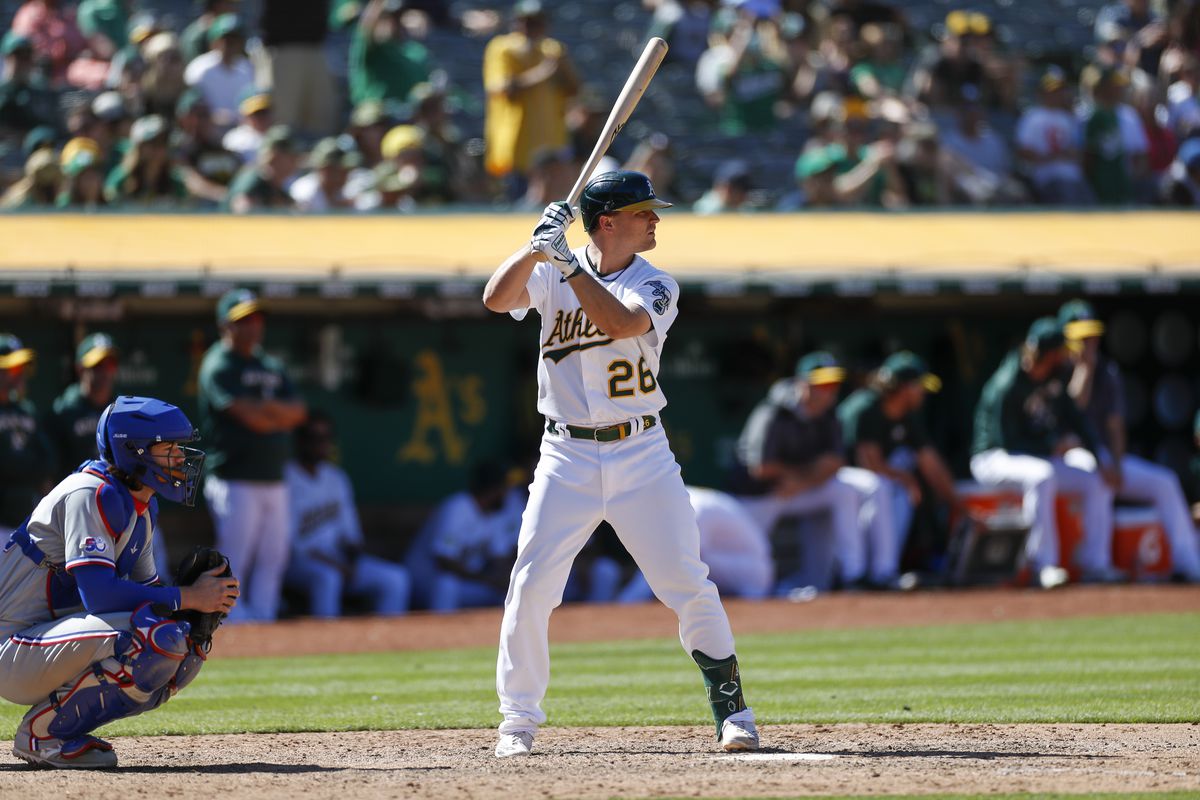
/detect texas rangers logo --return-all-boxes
[645,280,671,315]
[82,537,107,554]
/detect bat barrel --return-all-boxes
[565,37,668,209]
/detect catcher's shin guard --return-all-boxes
[692,649,747,737]
[18,604,193,752]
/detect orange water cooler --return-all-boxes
[1111,507,1172,579]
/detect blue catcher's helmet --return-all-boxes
[96,396,205,506]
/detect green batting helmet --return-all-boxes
[579,170,672,231]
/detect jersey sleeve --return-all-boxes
[61,488,118,571]
[509,258,552,321]
[337,468,365,547]
[431,496,476,561]
[198,353,240,411]
[628,273,680,347]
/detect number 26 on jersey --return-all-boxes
[608,358,657,398]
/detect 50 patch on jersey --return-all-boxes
[82,537,107,554]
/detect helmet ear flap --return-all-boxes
[97,403,115,463]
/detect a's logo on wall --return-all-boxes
[398,350,487,465]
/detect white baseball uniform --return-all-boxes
[429,488,522,613]
[496,247,745,736]
[284,460,411,617]
[687,487,774,599]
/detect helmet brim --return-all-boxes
[611,197,673,215]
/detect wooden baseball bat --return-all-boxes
[565,37,669,209]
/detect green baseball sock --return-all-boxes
[692,649,746,738]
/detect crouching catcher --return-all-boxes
[0,396,238,769]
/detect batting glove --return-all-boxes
[535,201,576,233]
[532,226,583,279]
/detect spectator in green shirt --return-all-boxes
[227,125,300,212]
[180,0,238,63]
[0,32,60,136]
[104,114,189,207]
[838,352,961,580]
[0,335,54,535]
[76,0,128,60]
[348,0,432,106]
[198,289,307,621]
[849,23,907,100]
[970,318,1121,587]
[56,143,108,209]
[696,10,788,136]
[1083,66,1144,205]
[45,333,118,473]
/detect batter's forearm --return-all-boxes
[483,246,540,313]
[567,274,651,339]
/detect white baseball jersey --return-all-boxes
[284,460,363,562]
[512,247,680,425]
[0,469,158,641]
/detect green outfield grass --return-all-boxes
[1,612,1196,738]
[652,795,1200,800]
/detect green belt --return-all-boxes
[547,415,657,443]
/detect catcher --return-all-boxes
[0,396,238,769]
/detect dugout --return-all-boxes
[1,211,1197,563]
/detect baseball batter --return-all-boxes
[0,396,238,768]
[482,171,758,758]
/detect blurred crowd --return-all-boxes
[3,294,1200,622]
[0,0,1198,211]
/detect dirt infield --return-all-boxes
[1,723,1196,798]
[0,586,1196,797]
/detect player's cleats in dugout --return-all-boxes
[13,731,118,769]
[495,730,534,758]
[719,709,760,752]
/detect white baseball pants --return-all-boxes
[496,425,737,735]
[970,448,1114,572]
[285,553,412,617]
[1065,451,1200,579]
[203,477,289,622]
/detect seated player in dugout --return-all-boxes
[733,352,895,592]
[970,318,1122,587]
[0,396,239,769]
[1057,300,1200,583]
[837,351,963,583]
[284,410,412,617]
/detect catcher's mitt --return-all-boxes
[173,546,233,651]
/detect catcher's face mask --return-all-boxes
[143,438,206,506]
